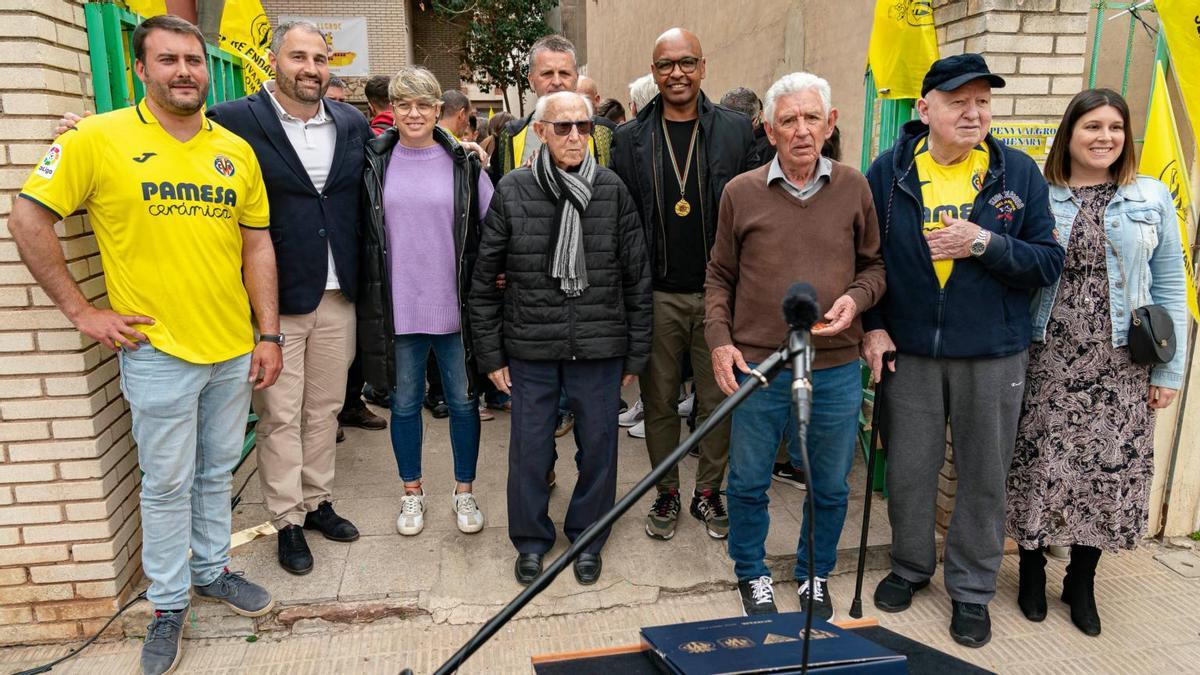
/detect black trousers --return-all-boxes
[507,356,622,555]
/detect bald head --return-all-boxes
[651,27,705,116]
[653,28,702,60]
[577,75,600,107]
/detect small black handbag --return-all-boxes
[1128,304,1176,365]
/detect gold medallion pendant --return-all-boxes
[674,198,691,217]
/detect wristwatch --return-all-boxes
[258,333,285,346]
[969,230,991,257]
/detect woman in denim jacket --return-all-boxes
[1006,89,1187,638]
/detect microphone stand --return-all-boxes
[788,327,817,674]
[433,347,793,675]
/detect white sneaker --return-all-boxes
[618,398,644,427]
[396,490,425,535]
[627,420,646,439]
[676,393,694,418]
[453,490,484,534]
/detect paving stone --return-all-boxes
[1154,550,1200,578]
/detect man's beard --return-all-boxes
[147,77,208,115]
[278,69,325,104]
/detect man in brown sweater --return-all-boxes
[705,72,885,619]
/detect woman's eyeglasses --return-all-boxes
[544,120,594,136]
[392,100,437,115]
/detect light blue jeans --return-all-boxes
[119,344,252,610]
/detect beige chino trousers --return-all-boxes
[253,290,356,528]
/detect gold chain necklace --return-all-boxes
[662,116,700,217]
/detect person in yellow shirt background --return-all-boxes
[9,16,281,675]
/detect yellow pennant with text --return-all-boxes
[867,0,940,99]
[217,0,274,95]
[1140,62,1199,323]
[1155,0,1200,145]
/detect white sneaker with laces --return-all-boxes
[618,398,644,427]
[676,393,694,418]
[396,490,425,536]
[453,490,484,534]
[627,420,646,438]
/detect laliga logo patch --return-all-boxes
[37,144,63,179]
[988,190,1025,223]
[213,155,236,178]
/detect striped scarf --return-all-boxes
[533,145,596,297]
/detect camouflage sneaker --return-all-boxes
[194,568,274,617]
[689,488,730,539]
[141,606,186,675]
[645,489,681,540]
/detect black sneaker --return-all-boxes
[645,489,681,540]
[277,524,313,575]
[798,577,834,621]
[950,600,991,647]
[689,489,729,539]
[771,462,806,489]
[738,576,778,616]
[873,572,929,613]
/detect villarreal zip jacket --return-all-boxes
[862,120,1065,359]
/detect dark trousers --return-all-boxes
[344,352,365,410]
[508,356,622,555]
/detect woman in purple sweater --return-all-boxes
[358,66,494,536]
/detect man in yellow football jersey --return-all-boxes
[10,16,281,675]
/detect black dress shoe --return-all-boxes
[574,554,602,585]
[277,525,313,575]
[338,404,387,430]
[950,600,991,648]
[873,572,929,613]
[515,553,543,585]
[303,501,360,542]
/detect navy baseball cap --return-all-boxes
[921,53,1006,97]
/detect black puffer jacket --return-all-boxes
[358,126,484,395]
[469,167,653,375]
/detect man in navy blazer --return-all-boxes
[208,20,371,576]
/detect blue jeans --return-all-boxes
[118,344,252,610]
[391,333,480,483]
[727,360,862,581]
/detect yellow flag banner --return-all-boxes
[123,0,272,95]
[867,0,939,99]
[217,0,273,94]
[1140,62,1199,323]
[1155,0,1200,145]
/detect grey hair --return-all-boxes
[720,87,761,120]
[628,73,656,111]
[271,20,328,55]
[763,72,831,124]
[527,34,577,74]
[328,76,347,89]
[533,91,593,121]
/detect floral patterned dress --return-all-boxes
[1006,183,1154,552]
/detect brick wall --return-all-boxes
[0,0,144,646]
[261,0,412,102]
[929,0,1090,536]
[411,6,467,93]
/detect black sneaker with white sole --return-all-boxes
[771,462,806,489]
[738,576,778,616]
[798,577,834,621]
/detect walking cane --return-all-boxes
[849,351,895,619]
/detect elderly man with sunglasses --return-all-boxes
[470,91,652,586]
[611,28,758,544]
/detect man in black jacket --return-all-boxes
[208,21,371,576]
[611,28,757,543]
[470,92,652,586]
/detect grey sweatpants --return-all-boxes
[882,351,1028,604]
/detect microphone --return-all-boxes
[782,282,819,426]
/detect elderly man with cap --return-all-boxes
[862,54,1064,647]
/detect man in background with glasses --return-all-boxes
[611,28,758,545]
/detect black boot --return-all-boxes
[1017,546,1047,621]
[1061,544,1102,636]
